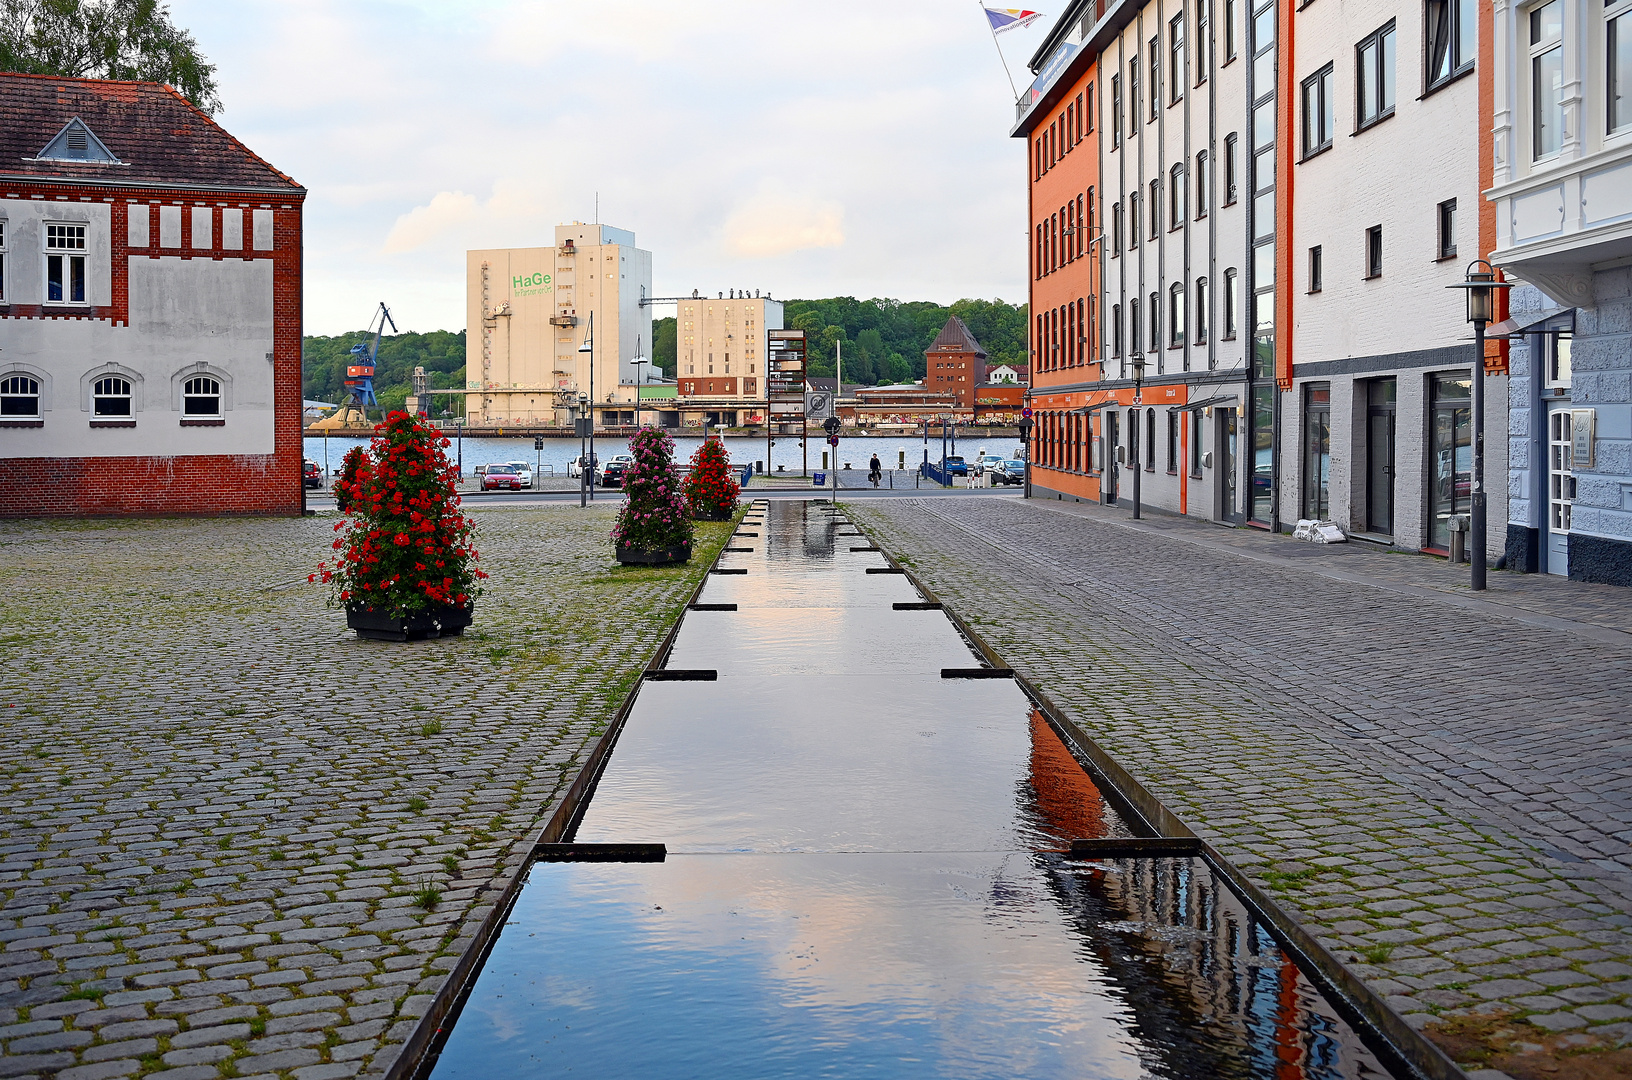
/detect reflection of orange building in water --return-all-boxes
[1024,709,1381,1076]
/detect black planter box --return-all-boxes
[346,603,474,641]
[692,506,737,522]
[616,541,692,566]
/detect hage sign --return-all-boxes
[513,271,552,297]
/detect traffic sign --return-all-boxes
[1021,407,1033,419]
[823,416,841,436]
[534,436,544,450]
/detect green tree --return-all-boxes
[303,330,467,420]
[0,0,222,113]
[651,316,677,377]
[781,296,1029,386]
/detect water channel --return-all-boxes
[423,500,1399,1079]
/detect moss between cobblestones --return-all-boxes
[0,505,737,1078]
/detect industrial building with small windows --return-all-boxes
[0,73,305,517]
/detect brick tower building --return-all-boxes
[923,316,988,410]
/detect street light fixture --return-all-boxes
[1446,259,1514,591]
[1128,356,1146,520]
[580,318,595,503]
[577,391,590,508]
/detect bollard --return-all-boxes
[1448,514,1469,564]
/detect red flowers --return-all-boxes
[682,436,739,519]
[313,410,485,618]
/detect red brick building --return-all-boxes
[922,316,988,410]
[0,74,305,517]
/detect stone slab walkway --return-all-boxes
[848,494,1632,1070]
[0,507,731,1080]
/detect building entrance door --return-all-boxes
[1366,378,1396,535]
[1104,411,1119,504]
[1546,403,1575,576]
[1219,408,1239,522]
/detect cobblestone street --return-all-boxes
[848,494,1632,1070]
[0,507,732,1080]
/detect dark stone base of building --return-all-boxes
[1506,525,1541,574]
[1570,532,1632,588]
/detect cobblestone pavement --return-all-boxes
[0,506,733,1080]
[848,495,1632,1060]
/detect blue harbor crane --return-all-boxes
[343,302,397,412]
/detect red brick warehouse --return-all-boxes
[0,74,306,517]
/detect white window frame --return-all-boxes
[0,373,41,419]
[1607,0,1631,136]
[43,222,88,307]
[182,375,223,418]
[0,217,7,303]
[92,375,132,418]
[1528,0,1565,160]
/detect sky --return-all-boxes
[168,0,1052,337]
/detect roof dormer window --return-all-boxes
[36,118,121,164]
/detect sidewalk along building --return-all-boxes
[1491,0,1632,585]
[673,290,782,427]
[1016,0,1500,554]
[0,74,305,517]
[464,223,652,429]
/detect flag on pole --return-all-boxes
[984,7,1044,33]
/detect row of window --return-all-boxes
[1108,274,1232,356]
[0,374,224,420]
[1032,406,1208,480]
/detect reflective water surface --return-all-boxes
[428,500,1395,1079]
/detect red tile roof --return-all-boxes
[0,73,301,191]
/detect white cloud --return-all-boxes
[723,193,845,259]
[170,0,1049,333]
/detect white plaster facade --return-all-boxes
[1493,0,1632,582]
[0,198,277,459]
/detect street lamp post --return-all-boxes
[1130,356,1146,521]
[580,315,595,503]
[1447,260,1513,591]
[577,392,589,508]
[632,355,648,430]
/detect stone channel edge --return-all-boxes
[844,505,1470,1080]
[384,501,756,1080]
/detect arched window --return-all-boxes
[1196,277,1210,343]
[1,375,40,417]
[183,376,221,417]
[93,376,132,417]
[1170,163,1186,226]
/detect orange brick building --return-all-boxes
[922,316,988,409]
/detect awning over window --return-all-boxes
[1486,306,1575,340]
[1168,394,1238,413]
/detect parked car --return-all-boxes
[504,460,534,488]
[567,454,599,478]
[596,461,629,488]
[605,454,635,469]
[976,454,1004,477]
[302,459,322,489]
[482,464,523,491]
[991,459,1027,486]
[944,455,968,476]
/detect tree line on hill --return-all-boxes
[300,296,1030,417]
[651,296,1028,385]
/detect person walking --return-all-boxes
[869,453,882,488]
